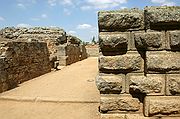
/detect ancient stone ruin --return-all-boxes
[0,27,88,92]
[0,27,87,69]
[0,38,51,92]
[96,6,180,119]
[85,44,99,57]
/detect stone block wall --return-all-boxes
[0,38,51,93]
[0,27,88,68]
[97,6,180,119]
[57,35,87,66]
[85,44,99,57]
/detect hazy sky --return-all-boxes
[0,0,179,42]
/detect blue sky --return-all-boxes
[0,0,179,42]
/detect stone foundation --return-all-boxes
[97,6,180,119]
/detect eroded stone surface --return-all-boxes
[98,8,144,32]
[146,51,180,73]
[0,41,51,92]
[99,32,129,52]
[144,6,180,30]
[166,74,180,95]
[168,30,180,50]
[96,74,125,94]
[144,96,180,116]
[126,74,165,95]
[99,51,143,73]
[100,95,140,113]
[134,31,165,50]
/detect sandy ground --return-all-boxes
[0,57,100,119]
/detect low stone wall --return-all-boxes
[85,44,99,57]
[0,38,51,92]
[97,6,180,119]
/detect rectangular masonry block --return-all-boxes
[58,56,68,66]
[101,114,125,119]
[99,32,129,52]
[144,96,180,117]
[99,51,144,73]
[146,51,180,73]
[167,30,180,50]
[57,45,67,56]
[100,94,141,113]
[134,31,166,50]
[98,8,144,32]
[144,6,180,30]
[126,74,165,95]
[96,74,125,94]
[166,74,180,96]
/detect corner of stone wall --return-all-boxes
[97,6,180,119]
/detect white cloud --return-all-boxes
[61,0,73,6]
[0,16,5,21]
[17,3,26,9]
[82,0,127,9]
[151,0,175,6]
[17,23,32,28]
[48,0,57,6]
[41,14,48,18]
[68,30,77,34]
[80,6,92,10]
[77,24,93,29]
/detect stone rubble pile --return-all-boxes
[97,6,180,119]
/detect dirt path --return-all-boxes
[0,57,100,119]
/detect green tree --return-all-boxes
[91,36,96,44]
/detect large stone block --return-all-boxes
[100,94,141,113]
[101,114,125,119]
[98,8,144,32]
[166,74,180,96]
[144,6,180,30]
[99,32,129,52]
[99,51,144,73]
[167,30,180,50]
[126,74,165,95]
[96,74,125,94]
[57,45,67,56]
[134,31,166,50]
[146,51,180,73]
[144,96,180,117]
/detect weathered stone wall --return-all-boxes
[0,27,88,68]
[0,38,51,93]
[97,6,180,119]
[57,35,87,66]
[85,44,99,57]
